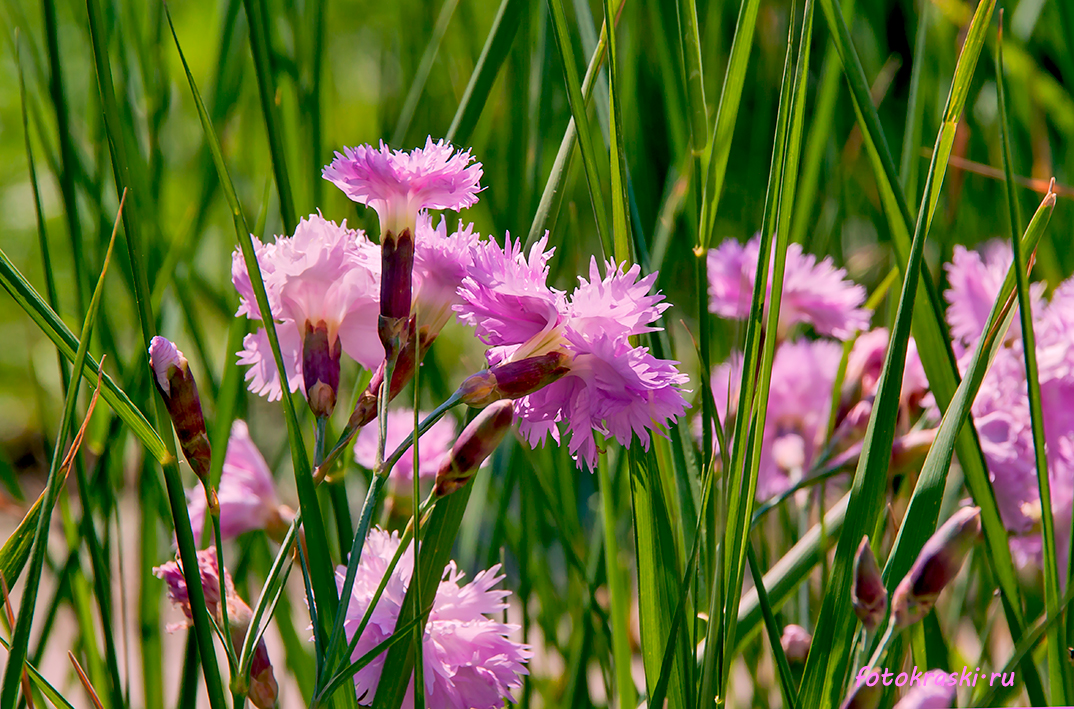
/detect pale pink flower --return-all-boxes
[707,236,871,340]
[323,138,483,235]
[187,421,283,540]
[335,528,530,708]
[893,676,955,709]
[412,213,480,338]
[353,408,457,482]
[233,214,382,400]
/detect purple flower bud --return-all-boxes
[852,536,887,631]
[434,401,514,497]
[458,353,571,407]
[893,507,981,627]
[302,321,341,418]
[150,336,212,482]
[378,227,415,356]
[780,624,811,664]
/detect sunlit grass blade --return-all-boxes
[393,0,460,146]
[797,1,1013,705]
[525,5,614,247]
[997,20,1067,701]
[163,5,342,692]
[242,0,298,232]
[546,0,611,257]
[604,0,629,264]
[898,0,928,196]
[0,202,117,708]
[444,0,526,147]
[815,0,1046,701]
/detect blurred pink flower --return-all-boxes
[945,241,1074,576]
[187,421,283,541]
[706,236,871,340]
[232,214,382,400]
[710,339,843,500]
[845,328,929,403]
[353,408,457,482]
[893,676,955,709]
[336,528,530,708]
[323,138,483,235]
[456,235,689,470]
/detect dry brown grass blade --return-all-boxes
[0,573,36,709]
[921,148,1074,198]
[68,652,105,709]
[58,354,107,485]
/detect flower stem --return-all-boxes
[598,443,634,709]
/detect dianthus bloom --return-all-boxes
[412,213,480,340]
[945,242,1073,576]
[455,235,690,470]
[154,548,278,709]
[187,421,289,542]
[707,235,871,340]
[892,674,955,709]
[233,214,381,403]
[709,339,843,500]
[323,138,483,236]
[353,408,457,482]
[336,528,530,708]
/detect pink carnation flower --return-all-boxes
[233,214,382,400]
[707,236,871,340]
[336,528,530,708]
[456,235,689,471]
[353,408,458,482]
[187,421,283,540]
[323,138,483,235]
[892,672,955,708]
[710,339,843,500]
[413,213,480,339]
[945,241,1073,576]
[845,328,929,404]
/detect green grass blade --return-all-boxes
[898,0,928,197]
[997,22,1067,701]
[546,0,611,257]
[598,447,634,709]
[603,0,630,264]
[698,0,761,250]
[242,0,298,232]
[445,0,527,147]
[393,0,461,146]
[746,545,799,709]
[0,201,117,709]
[0,251,168,463]
[525,7,612,247]
[164,3,341,682]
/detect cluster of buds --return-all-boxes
[150,337,213,486]
[154,548,278,709]
[893,507,981,627]
[852,536,887,631]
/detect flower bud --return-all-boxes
[379,227,415,356]
[226,591,278,709]
[302,321,341,418]
[348,319,422,430]
[780,624,811,665]
[434,401,514,497]
[150,336,212,482]
[852,536,887,631]
[892,507,981,627]
[458,353,570,407]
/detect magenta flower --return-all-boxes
[353,408,457,482]
[335,528,530,708]
[893,677,955,709]
[944,242,1074,575]
[323,138,483,235]
[709,338,843,500]
[707,236,871,340]
[187,421,286,541]
[233,214,382,401]
[412,213,480,339]
[456,235,689,471]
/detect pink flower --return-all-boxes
[323,138,483,235]
[353,408,457,482]
[707,236,871,340]
[456,235,689,471]
[710,339,843,500]
[187,421,284,541]
[893,676,955,709]
[413,213,480,339]
[845,328,929,403]
[335,528,530,708]
[233,214,382,401]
